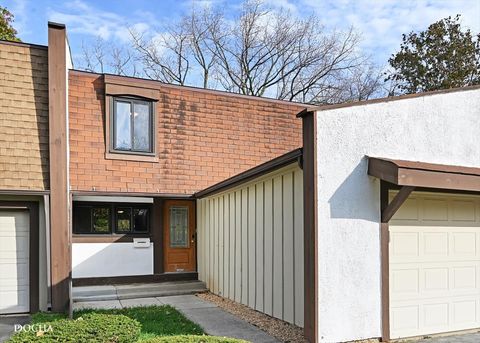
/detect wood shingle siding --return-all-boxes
[0,43,49,190]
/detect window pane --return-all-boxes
[92,207,110,233]
[116,207,131,233]
[170,207,188,248]
[133,208,149,232]
[114,101,132,150]
[133,103,151,152]
[74,206,91,233]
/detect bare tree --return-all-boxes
[130,25,190,85]
[80,38,106,73]
[79,38,140,76]
[78,0,383,103]
[204,0,377,102]
[332,62,384,103]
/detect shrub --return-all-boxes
[143,335,249,343]
[7,313,141,343]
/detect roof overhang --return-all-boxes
[368,157,480,192]
[195,148,303,198]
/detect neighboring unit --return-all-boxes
[300,86,480,342]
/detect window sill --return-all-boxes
[105,152,159,163]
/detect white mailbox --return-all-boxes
[133,237,151,248]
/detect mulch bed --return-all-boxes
[197,292,307,343]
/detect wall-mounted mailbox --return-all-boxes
[133,238,151,248]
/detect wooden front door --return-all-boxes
[163,200,196,272]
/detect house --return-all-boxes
[1,22,480,343]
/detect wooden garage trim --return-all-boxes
[368,157,480,192]
[0,201,39,313]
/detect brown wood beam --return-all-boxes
[380,181,390,342]
[381,186,415,223]
[48,22,71,313]
[302,112,318,343]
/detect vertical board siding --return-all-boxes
[229,193,235,299]
[272,175,283,320]
[223,195,230,298]
[241,188,248,305]
[235,191,242,303]
[218,196,224,296]
[248,186,256,309]
[255,182,264,313]
[264,179,274,316]
[293,168,305,326]
[283,172,295,324]
[197,165,304,327]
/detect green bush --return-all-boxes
[7,313,141,343]
[143,335,249,343]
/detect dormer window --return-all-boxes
[112,97,153,154]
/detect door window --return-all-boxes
[169,206,189,248]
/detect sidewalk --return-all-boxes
[73,294,279,343]
[0,315,30,343]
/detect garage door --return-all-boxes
[389,192,480,339]
[0,210,30,314]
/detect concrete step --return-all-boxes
[73,280,207,303]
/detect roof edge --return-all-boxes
[195,148,303,198]
[70,69,312,108]
[310,85,480,113]
[0,39,47,50]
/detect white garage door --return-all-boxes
[390,192,480,339]
[0,210,30,314]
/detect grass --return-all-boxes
[31,305,204,341]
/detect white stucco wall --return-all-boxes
[314,88,480,342]
[72,243,153,278]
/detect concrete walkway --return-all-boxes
[0,315,30,343]
[73,280,207,302]
[73,294,279,343]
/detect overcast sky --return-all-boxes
[4,0,480,68]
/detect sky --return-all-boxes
[3,0,480,68]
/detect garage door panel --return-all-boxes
[423,199,449,221]
[391,263,480,301]
[451,232,477,256]
[390,193,480,339]
[391,305,419,335]
[452,201,476,222]
[452,300,477,326]
[392,198,420,220]
[0,262,29,287]
[391,228,480,263]
[0,211,30,314]
[423,232,448,256]
[391,232,419,257]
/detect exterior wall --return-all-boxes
[0,195,50,311]
[314,87,480,342]
[197,164,304,327]
[68,71,304,194]
[72,242,153,278]
[0,43,49,190]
